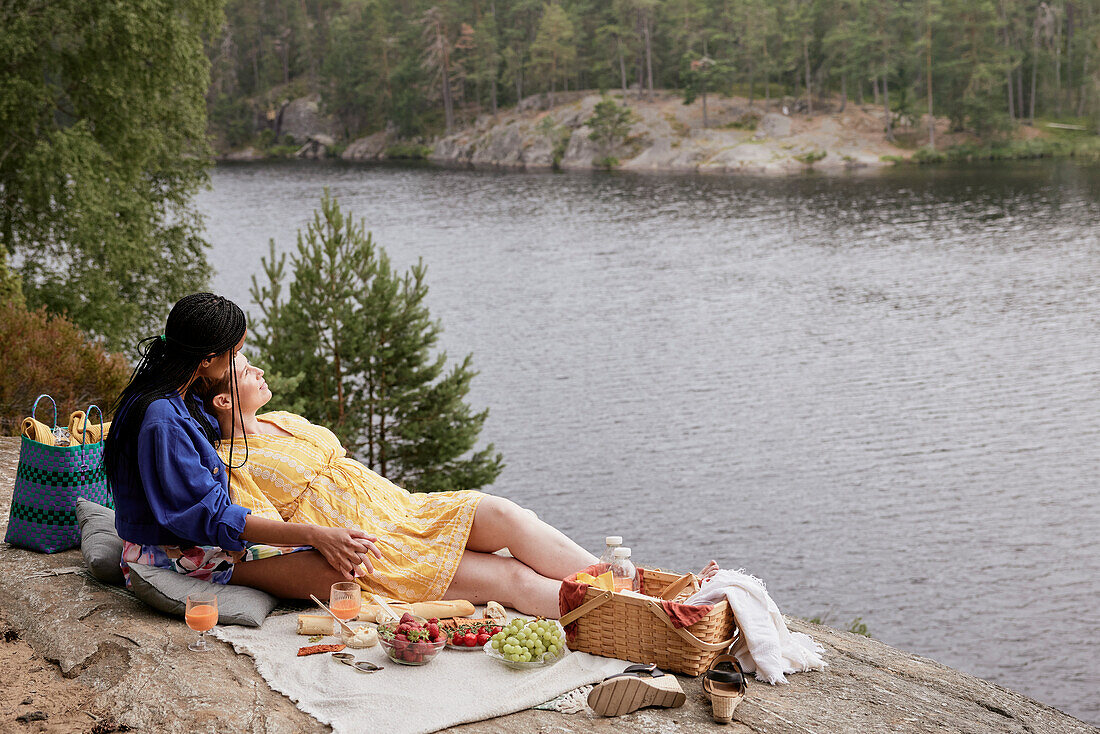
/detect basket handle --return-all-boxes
[644,599,737,652]
[32,394,57,430]
[558,589,613,627]
[78,404,104,446]
[658,573,698,601]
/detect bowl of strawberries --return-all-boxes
[377,613,448,666]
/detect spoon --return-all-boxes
[331,652,382,673]
[309,593,357,636]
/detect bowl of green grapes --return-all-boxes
[485,618,568,669]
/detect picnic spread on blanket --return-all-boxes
[7,392,827,732]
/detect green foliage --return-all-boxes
[594,155,620,169]
[384,143,434,159]
[587,96,635,157]
[0,250,23,307]
[795,150,828,164]
[536,116,571,169]
[206,0,1100,146]
[807,614,872,638]
[0,300,131,435]
[530,2,577,100]
[1,0,220,349]
[680,53,734,107]
[847,617,871,637]
[723,114,760,131]
[250,190,504,493]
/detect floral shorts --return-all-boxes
[121,540,312,587]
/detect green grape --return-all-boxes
[505,636,518,646]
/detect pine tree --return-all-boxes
[250,190,504,493]
[531,2,577,104]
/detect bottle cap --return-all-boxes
[605,536,623,546]
[613,547,631,558]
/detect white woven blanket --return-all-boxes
[213,612,628,734]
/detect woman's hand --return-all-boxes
[308,526,383,580]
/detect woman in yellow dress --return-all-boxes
[198,353,597,618]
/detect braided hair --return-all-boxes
[104,293,248,488]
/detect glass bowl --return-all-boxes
[484,642,568,669]
[483,619,569,669]
[377,623,447,666]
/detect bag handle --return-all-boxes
[644,599,737,652]
[77,405,105,446]
[558,589,613,627]
[32,394,57,430]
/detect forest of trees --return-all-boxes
[207,0,1100,146]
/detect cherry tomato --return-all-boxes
[451,633,463,646]
[476,632,490,646]
[463,632,478,647]
[490,626,502,635]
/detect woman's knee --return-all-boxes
[476,495,529,528]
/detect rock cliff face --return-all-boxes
[277,93,338,144]
[425,91,904,174]
[0,436,1095,734]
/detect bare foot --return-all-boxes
[699,560,719,582]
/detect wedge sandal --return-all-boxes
[587,663,687,717]
[702,654,746,724]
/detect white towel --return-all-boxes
[685,568,826,684]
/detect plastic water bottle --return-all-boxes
[610,547,639,593]
[598,536,623,568]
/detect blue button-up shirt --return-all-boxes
[113,393,250,549]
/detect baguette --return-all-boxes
[297,613,337,636]
[356,599,475,622]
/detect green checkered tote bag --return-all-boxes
[5,396,113,553]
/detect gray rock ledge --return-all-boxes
[0,437,1093,734]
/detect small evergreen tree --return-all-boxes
[587,95,636,167]
[251,190,504,493]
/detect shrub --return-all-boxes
[912,146,948,164]
[594,155,619,169]
[383,143,433,159]
[795,150,827,165]
[0,300,130,435]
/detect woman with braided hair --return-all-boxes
[105,293,381,599]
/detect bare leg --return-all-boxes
[466,495,597,580]
[442,550,562,618]
[229,550,345,599]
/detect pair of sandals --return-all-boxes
[587,656,746,725]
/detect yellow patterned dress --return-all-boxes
[217,411,484,602]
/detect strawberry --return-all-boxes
[427,622,440,639]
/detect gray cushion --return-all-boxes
[75,498,125,585]
[127,562,277,627]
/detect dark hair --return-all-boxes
[104,293,247,488]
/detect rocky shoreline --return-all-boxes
[1,436,1097,733]
[221,90,915,175]
[422,91,902,174]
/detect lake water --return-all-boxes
[197,161,1100,724]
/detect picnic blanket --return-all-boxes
[213,612,630,734]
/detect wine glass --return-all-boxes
[330,581,361,638]
[185,592,219,652]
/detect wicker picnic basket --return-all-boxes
[559,567,738,677]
